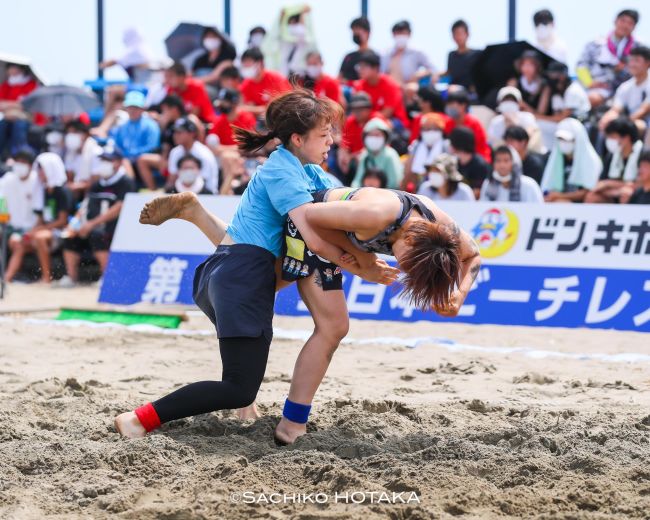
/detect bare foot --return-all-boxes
[114,411,147,438]
[139,192,199,226]
[274,417,307,445]
[237,403,261,420]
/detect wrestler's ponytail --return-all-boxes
[234,88,344,154]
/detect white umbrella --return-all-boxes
[0,51,46,85]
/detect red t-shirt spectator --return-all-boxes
[209,110,257,146]
[312,74,342,103]
[448,114,492,162]
[409,112,454,143]
[0,79,47,125]
[353,75,408,128]
[241,70,292,107]
[341,111,385,154]
[167,78,215,124]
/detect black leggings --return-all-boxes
[152,335,271,424]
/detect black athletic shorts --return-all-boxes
[63,230,113,253]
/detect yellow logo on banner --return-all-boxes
[471,208,519,258]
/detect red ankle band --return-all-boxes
[134,403,161,432]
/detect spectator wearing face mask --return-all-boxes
[63,120,102,199]
[504,125,548,186]
[239,48,292,117]
[488,86,541,151]
[381,20,435,86]
[445,89,491,162]
[577,9,641,108]
[541,118,602,202]
[403,112,447,192]
[165,155,213,195]
[167,118,218,193]
[445,20,482,92]
[209,89,257,147]
[339,17,372,85]
[628,150,650,204]
[191,27,237,89]
[301,51,344,105]
[354,51,409,129]
[0,64,39,158]
[248,26,267,49]
[418,153,475,202]
[448,127,491,199]
[532,10,568,64]
[409,86,452,143]
[586,117,643,203]
[0,151,38,283]
[480,146,544,203]
[59,147,135,287]
[509,51,550,115]
[164,62,217,124]
[351,118,403,189]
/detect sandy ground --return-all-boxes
[0,284,649,519]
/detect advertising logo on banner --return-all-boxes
[100,195,649,333]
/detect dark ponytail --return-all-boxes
[234,88,344,154]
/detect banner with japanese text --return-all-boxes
[100,194,650,332]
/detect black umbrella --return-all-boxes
[21,85,100,117]
[472,41,555,101]
[164,22,236,63]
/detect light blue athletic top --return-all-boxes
[227,145,333,257]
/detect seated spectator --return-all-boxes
[167,118,218,193]
[480,146,544,202]
[339,17,373,85]
[239,48,292,116]
[302,51,344,105]
[209,88,257,147]
[445,89,491,162]
[165,155,214,195]
[403,112,447,191]
[351,118,403,188]
[0,151,38,283]
[29,153,73,283]
[63,120,102,199]
[418,153,475,202]
[247,26,266,49]
[409,86,452,142]
[165,62,217,124]
[598,45,650,135]
[488,86,541,151]
[586,117,643,203]
[445,19,482,93]
[541,118,602,202]
[354,51,409,129]
[99,27,152,82]
[509,51,550,115]
[361,168,388,188]
[504,125,548,185]
[218,65,242,91]
[109,90,161,188]
[628,149,650,204]
[0,63,39,158]
[191,27,237,88]
[532,9,568,64]
[60,147,136,287]
[381,20,434,86]
[449,127,491,199]
[577,9,640,108]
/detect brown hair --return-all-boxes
[398,220,461,310]
[233,89,344,154]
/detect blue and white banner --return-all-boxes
[100,194,650,332]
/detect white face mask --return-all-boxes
[428,171,445,188]
[64,133,83,152]
[288,24,306,39]
[96,160,115,178]
[203,38,222,51]
[250,33,264,47]
[492,170,512,183]
[421,129,442,147]
[46,131,63,146]
[240,65,258,79]
[535,24,553,41]
[12,162,31,179]
[306,65,322,79]
[498,100,520,114]
[605,137,621,154]
[7,74,29,86]
[394,35,410,49]
[558,140,575,155]
[364,135,385,152]
[179,168,199,185]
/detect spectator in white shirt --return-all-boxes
[381,20,435,86]
[532,9,568,64]
[63,120,102,200]
[480,146,544,202]
[488,86,542,152]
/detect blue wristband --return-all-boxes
[282,398,312,424]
